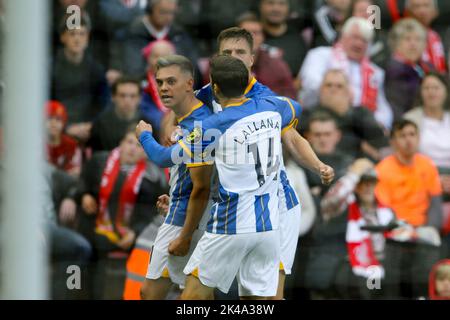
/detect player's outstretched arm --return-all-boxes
[282,128,335,185]
[136,120,179,168]
[168,165,213,256]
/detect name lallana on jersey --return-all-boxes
[242,118,280,140]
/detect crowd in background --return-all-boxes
[2,0,450,300]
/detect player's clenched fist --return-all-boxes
[156,194,170,217]
[319,164,334,185]
[168,236,191,257]
[135,120,153,139]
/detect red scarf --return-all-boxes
[386,0,402,23]
[331,44,378,112]
[423,29,447,73]
[95,148,147,243]
[346,200,393,278]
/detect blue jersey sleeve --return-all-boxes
[275,97,302,135]
[139,131,180,167]
[177,114,221,167]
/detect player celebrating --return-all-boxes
[137,55,334,299]
[161,27,317,299]
[139,55,213,300]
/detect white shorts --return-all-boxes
[184,230,280,297]
[279,204,302,275]
[146,223,204,287]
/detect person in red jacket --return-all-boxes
[45,100,82,177]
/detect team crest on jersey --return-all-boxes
[186,126,202,144]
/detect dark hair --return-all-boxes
[217,27,254,52]
[236,12,260,27]
[146,0,157,14]
[306,110,339,132]
[155,54,194,77]
[390,119,418,138]
[418,71,450,109]
[146,0,177,14]
[58,14,92,35]
[210,55,249,98]
[111,76,141,96]
[259,0,289,7]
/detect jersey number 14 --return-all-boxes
[247,137,280,187]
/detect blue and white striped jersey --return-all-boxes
[178,96,301,234]
[164,102,213,227]
[196,78,300,213]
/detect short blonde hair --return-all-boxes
[341,17,374,42]
[388,18,427,51]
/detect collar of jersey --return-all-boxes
[177,101,204,123]
[244,77,257,95]
[223,98,251,108]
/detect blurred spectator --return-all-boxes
[48,163,80,230]
[405,0,447,73]
[283,147,317,298]
[0,160,90,299]
[404,72,450,169]
[311,0,351,47]
[201,0,258,53]
[77,127,168,256]
[376,119,442,230]
[320,159,396,299]
[283,152,317,299]
[301,112,354,298]
[380,0,407,25]
[115,0,201,86]
[140,40,175,132]
[173,0,204,45]
[351,0,374,19]
[51,0,94,52]
[88,77,147,153]
[299,17,393,129]
[304,69,389,160]
[303,112,355,193]
[237,12,297,99]
[384,18,433,122]
[51,16,109,142]
[98,0,147,85]
[45,101,82,178]
[43,163,92,299]
[350,0,391,69]
[404,72,450,247]
[429,259,450,299]
[259,0,308,76]
[98,0,146,30]
[376,119,442,298]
